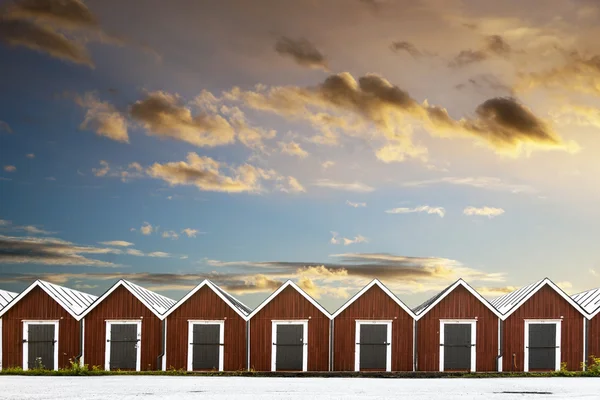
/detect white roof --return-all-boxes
[490,278,586,319]
[162,280,251,320]
[0,280,97,320]
[80,279,176,320]
[247,280,332,320]
[0,289,18,311]
[331,279,416,319]
[413,279,503,320]
[572,287,600,318]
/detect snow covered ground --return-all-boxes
[0,376,597,399]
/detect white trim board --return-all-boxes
[499,279,587,320]
[80,280,172,320]
[271,320,309,372]
[439,319,477,372]
[105,320,142,371]
[332,279,416,319]
[187,320,225,371]
[524,319,561,372]
[248,280,331,320]
[354,320,392,372]
[162,280,249,320]
[415,279,502,320]
[22,320,59,371]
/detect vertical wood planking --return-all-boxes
[83,285,162,371]
[165,286,246,371]
[416,285,499,372]
[502,285,584,371]
[249,286,330,371]
[333,285,414,371]
[1,287,79,369]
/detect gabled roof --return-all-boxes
[247,280,332,320]
[572,287,600,318]
[490,278,587,319]
[80,280,176,320]
[162,279,251,320]
[331,279,416,319]
[413,279,503,320]
[0,289,18,311]
[0,280,97,320]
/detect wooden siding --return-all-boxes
[83,285,162,370]
[333,285,413,371]
[502,285,584,371]
[249,286,329,371]
[166,286,246,371]
[417,285,499,372]
[1,286,80,369]
[588,316,600,365]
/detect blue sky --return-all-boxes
[1,0,600,311]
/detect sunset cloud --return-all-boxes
[313,179,374,192]
[3,0,98,30]
[140,222,154,235]
[181,228,199,238]
[161,230,179,240]
[3,165,16,172]
[76,92,128,143]
[402,176,536,194]
[279,141,309,158]
[463,206,505,218]
[99,240,134,247]
[130,91,235,147]
[385,205,445,218]
[0,18,93,67]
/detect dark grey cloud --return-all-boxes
[449,35,511,68]
[3,0,98,30]
[390,41,422,58]
[274,36,328,71]
[0,18,93,66]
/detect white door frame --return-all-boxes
[271,320,308,372]
[354,320,392,372]
[524,319,561,372]
[439,319,477,372]
[187,320,225,371]
[105,320,142,371]
[22,320,59,371]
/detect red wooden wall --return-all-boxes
[83,285,162,370]
[502,285,584,371]
[416,285,499,372]
[165,286,247,371]
[333,285,413,371]
[588,316,600,365]
[1,286,80,369]
[249,286,330,371]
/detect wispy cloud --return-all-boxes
[313,179,374,192]
[402,176,536,194]
[99,241,134,247]
[274,36,328,71]
[3,165,16,172]
[346,200,367,208]
[330,232,369,246]
[386,205,445,218]
[181,228,199,238]
[0,219,53,235]
[0,121,12,133]
[463,206,505,218]
[26,153,35,158]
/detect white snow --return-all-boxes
[0,376,597,399]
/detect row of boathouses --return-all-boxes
[0,277,599,373]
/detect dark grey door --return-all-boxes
[275,324,304,371]
[191,324,221,370]
[528,323,557,370]
[109,324,138,370]
[443,324,472,371]
[358,324,388,370]
[26,324,56,370]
